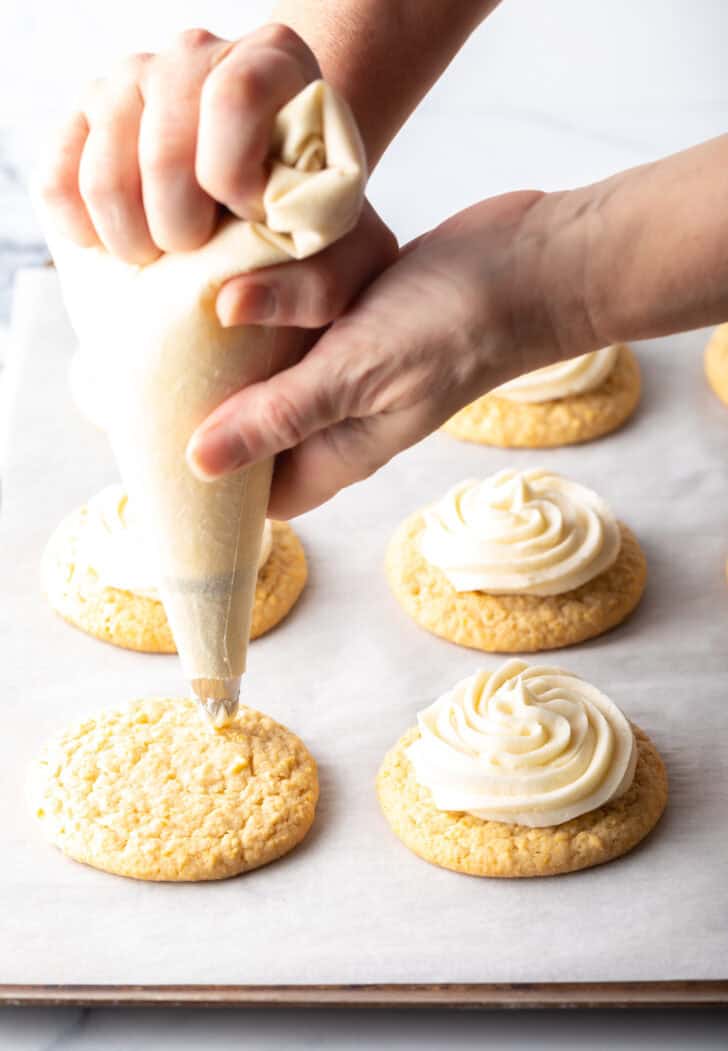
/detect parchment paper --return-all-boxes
[1,267,727,987]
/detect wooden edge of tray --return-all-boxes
[1,981,727,1009]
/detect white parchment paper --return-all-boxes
[1,268,727,987]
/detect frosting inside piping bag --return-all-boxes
[43,80,366,687]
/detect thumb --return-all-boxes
[185,348,344,480]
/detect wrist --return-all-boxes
[271,1,495,169]
[507,187,608,369]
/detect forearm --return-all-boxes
[518,135,728,358]
[271,0,498,167]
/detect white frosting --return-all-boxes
[81,485,272,599]
[493,347,619,403]
[419,468,621,596]
[407,659,637,827]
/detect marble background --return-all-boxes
[2,0,727,1045]
[3,0,727,322]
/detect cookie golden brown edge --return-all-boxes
[377,724,667,878]
[386,515,646,652]
[41,512,307,653]
[443,344,640,448]
[29,698,319,881]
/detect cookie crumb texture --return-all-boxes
[41,515,307,653]
[29,699,319,881]
[377,725,667,877]
[386,516,646,652]
[705,324,728,407]
[444,344,640,447]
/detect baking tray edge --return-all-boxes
[1,981,727,1008]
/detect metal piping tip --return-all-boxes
[190,676,242,729]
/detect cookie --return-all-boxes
[705,324,728,407]
[443,344,640,447]
[377,724,667,877]
[385,515,646,652]
[29,698,319,881]
[41,511,307,653]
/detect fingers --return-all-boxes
[216,201,399,327]
[267,421,384,519]
[196,24,320,221]
[186,347,343,481]
[138,29,222,252]
[38,23,320,261]
[78,65,159,263]
[36,111,98,246]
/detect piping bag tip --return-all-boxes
[191,677,242,730]
[197,696,240,729]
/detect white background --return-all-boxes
[2,0,728,1045]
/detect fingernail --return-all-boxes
[217,283,277,327]
[186,420,249,481]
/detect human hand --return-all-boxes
[187,188,583,518]
[37,23,396,330]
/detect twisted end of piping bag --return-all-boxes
[191,677,242,729]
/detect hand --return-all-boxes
[37,23,396,329]
[188,131,728,519]
[187,189,577,518]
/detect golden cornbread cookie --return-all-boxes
[41,510,307,653]
[29,699,319,881]
[705,324,728,407]
[385,516,646,652]
[377,724,666,878]
[444,344,640,447]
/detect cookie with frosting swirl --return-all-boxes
[41,487,306,653]
[408,660,636,827]
[386,468,646,652]
[420,468,621,597]
[444,343,640,448]
[495,347,619,403]
[377,660,667,877]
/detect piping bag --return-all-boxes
[42,80,366,726]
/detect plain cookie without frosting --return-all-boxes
[377,724,667,877]
[29,699,319,881]
[443,344,640,447]
[385,515,646,652]
[41,512,307,653]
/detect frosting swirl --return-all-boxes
[493,347,618,403]
[407,659,637,827]
[80,485,272,599]
[419,468,620,596]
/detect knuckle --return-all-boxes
[37,163,75,205]
[78,161,130,208]
[256,23,318,77]
[140,137,187,181]
[176,26,216,51]
[304,267,344,326]
[206,58,271,112]
[257,22,303,53]
[259,391,306,449]
[119,50,154,77]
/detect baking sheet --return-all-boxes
[1,267,728,990]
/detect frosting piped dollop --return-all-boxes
[493,347,618,403]
[407,659,637,827]
[80,485,272,599]
[419,468,620,596]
